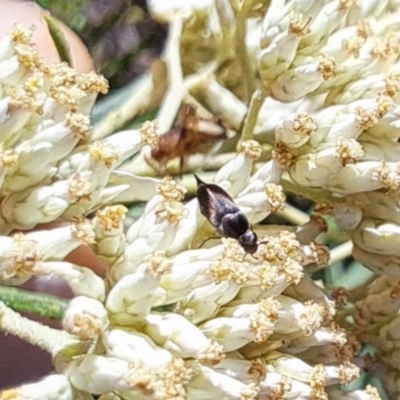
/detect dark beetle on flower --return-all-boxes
[195,175,259,254]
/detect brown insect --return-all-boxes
[145,104,230,174]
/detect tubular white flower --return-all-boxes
[200,298,280,351]
[351,218,400,256]
[174,280,241,324]
[265,352,359,386]
[213,140,261,195]
[260,0,328,48]
[259,13,311,81]
[186,361,260,400]
[166,199,203,256]
[269,54,339,102]
[0,374,73,400]
[139,312,226,363]
[239,160,285,196]
[103,329,173,368]
[93,205,127,266]
[5,113,91,192]
[66,355,132,394]
[299,0,357,56]
[35,261,105,301]
[25,221,95,260]
[106,171,160,203]
[314,202,362,231]
[112,178,186,279]
[62,296,108,340]
[107,252,172,323]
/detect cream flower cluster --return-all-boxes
[0,0,398,399]
[144,0,400,397]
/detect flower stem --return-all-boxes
[0,285,68,320]
[0,301,78,355]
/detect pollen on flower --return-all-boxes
[24,73,44,93]
[14,43,42,70]
[269,376,292,400]
[265,184,286,213]
[71,218,96,246]
[258,264,280,290]
[0,147,17,168]
[293,112,316,136]
[68,173,92,202]
[336,137,364,165]
[65,112,92,140]
[240,382,260,400]
[371,34,400,59]
[339,361,359,384]
[272,142,296,167]
[314,201,334,215]
[373,160,400,193]
[365,385,381,400]
[250,298,281,342]
[332,287,348,307]
[157,176,187,202]
[4,233,44,279]
[342,36,365,57]
[9,24,33,44]
[7,84,43,114]
[221,237,246,261]
[280,232,302,260]
[298,301,326,335]
[140,120,160,148]
[240,139,262,160]
[357,19,373,39]
[288,13,311,36]
[317,55,339,80]
[76,71,109,95]
[125,361,154,395]
[49,85,85,111]
[88,141,119,168]
[355,107,379,130]
[197,339,226,365]
[155,200,186,224]
[310,364,328,400]
[96,205,127,231]
[249,358,267,381]
[145,251,172,277]
[47,63,77,86]
[308,241,330,266]
[63,311,103,340]
[385,72,400,97]
[376,94,394,118]
[280,258,304,284]
[155,357,193,400]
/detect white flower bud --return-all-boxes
[140,312,226,363]
[200,298,280,351]
[0,374,73,400]
[66,355,132,394]
[270,55,338,102]
[36,261,105,301]
[107,253,171,323]
[213,147,258,196]
[93,205,127,266]
[186,361,260,400]
[25,221,95,260]
[352,218,400,256]
[62,296,108,339]
[107,171,160,203]
[104,329,173,368]
[175,280,241,324]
